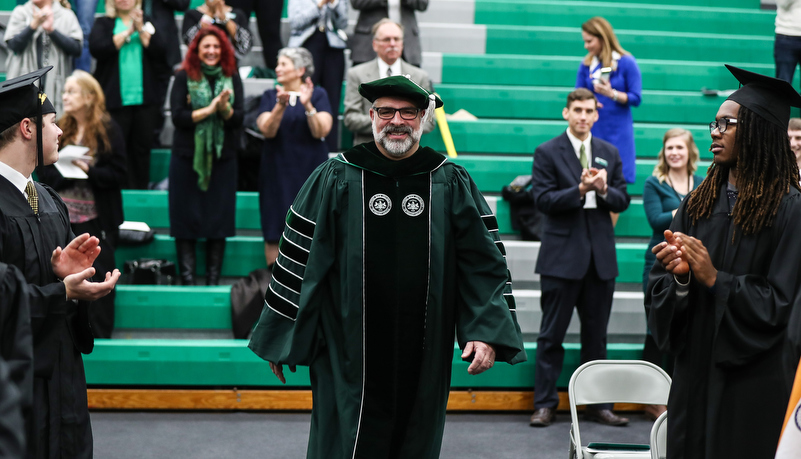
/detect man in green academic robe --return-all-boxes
[249,75,526,459]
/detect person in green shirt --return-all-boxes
[249,75,526,459]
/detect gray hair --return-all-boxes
[277,47,315,80]
[371,18,404,39]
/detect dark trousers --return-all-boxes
[304,30,345,152]
[775,33,801,86]
[534,263,614,410]
[72,219,118,339]
[227,0,284,69]
[110,104,157,189]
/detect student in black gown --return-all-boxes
[646,65,801,459]
[37,70,127,338]
[0,67,120,459]
[0,262,30,459]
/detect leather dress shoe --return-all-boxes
[584,408,629,426]
[529,407,556,427]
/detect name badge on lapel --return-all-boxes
[594,157,608,168]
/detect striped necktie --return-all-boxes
[25,181,38,214]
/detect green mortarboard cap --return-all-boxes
[0,66,56,171]
[359,75,443,109]
[725,64,801,130]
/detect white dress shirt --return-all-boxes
[0,159,33,199]
[377,58,402,79]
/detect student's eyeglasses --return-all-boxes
[709,118,738,134]
[374,107,421,120]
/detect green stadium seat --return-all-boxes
[484,26,774,64]
[115,285,232,330]
[116,234,649,283]
[84,340,644,388]
[425,121,712,159]
[439,55,796,92]
[474,1,773,36]
[435,84,732,124]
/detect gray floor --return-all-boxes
[92,410,656,458]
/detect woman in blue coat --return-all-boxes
[576,16,642,184]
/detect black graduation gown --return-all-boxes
[0,177,94,459]
[0,262,31,458]
[0,357,24,459]
[645,184,801,459]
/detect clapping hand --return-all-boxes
[652,229,690,276]
[30,5,48,30]
[217,89,231,110]
[275,85,291,106]
[299,77,314,107]
[673,233,717,287]
[51,233,101,280]
[41,6,54,33]
[130,8,144,32]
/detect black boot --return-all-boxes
[205,238,226,286]
[175,238,196,285]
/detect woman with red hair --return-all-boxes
[169,26,243,285]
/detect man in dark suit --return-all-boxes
[344,19,434,147]
[529,88,631,427]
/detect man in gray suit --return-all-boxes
[350,0,428,67]
[344,19,434,147]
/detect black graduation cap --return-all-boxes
[0,66,56,171]
[725,64,801,130]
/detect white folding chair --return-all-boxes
[568,360,671,459]
[649,411,667,459]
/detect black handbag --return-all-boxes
[123,259,177,285]
[501,175,544,241]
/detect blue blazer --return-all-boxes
[531,132,630,280]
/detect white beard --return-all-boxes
[372,119,423,158]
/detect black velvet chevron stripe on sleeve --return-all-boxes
[480,214,499,232]
[264,283,299,321]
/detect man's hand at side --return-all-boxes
[269,362,297,384]
[51,233,101,280]
[462,341,496,375]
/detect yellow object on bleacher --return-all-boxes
[435,107,457,158]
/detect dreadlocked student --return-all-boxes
[645,65,801,459]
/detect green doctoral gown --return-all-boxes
[249,143,526,459]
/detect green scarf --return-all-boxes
[187,64,234,191]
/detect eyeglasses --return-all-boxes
[374,107,421,120]
[709,118,738,134]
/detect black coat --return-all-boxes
[530,132,630,281]
[151,0,191,70]
[88,15,168,109]
[170,70,244,159]
[646,185,801,459]
[0,263,30,459]
[37,120,127,236]
[0,178,93,459]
